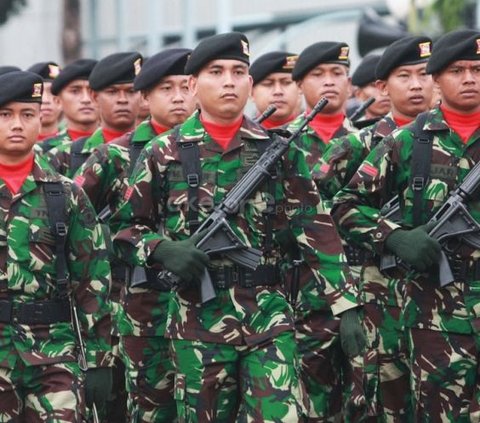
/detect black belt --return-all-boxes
[448,257,480,282]
[344,245,373,266]
[0,299,71,325]
[208,264,280,289]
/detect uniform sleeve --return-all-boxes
[331,135,402,255]
[313,132,370,199]
[68,184,113,368]
[110,141,166,268]
[45,145,71,177]
[283,141,359,315]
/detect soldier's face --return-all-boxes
[252,73,302,121]
[145,75,196,128]
[40,82,62,128]
[354,82,391,119]
[379,63,433,119]
[58,79,98,127]
[190,60,252,123]
[0,102,40,158]
[298,64,351,114]
[91,83,141,132]
[434,60,480,113]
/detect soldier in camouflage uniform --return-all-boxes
[38,59,99,153]
[332,29,480,422]
[350,54,390,126]
[274,42,361,422]
[250,51,302,129]
[111,32,364,422]
[76,48,196,423]
[315,35,434,422]
[27,61,63,141]
[46,52,142,179]
[0,71,112,422]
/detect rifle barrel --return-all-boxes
[350,97,375,122]
[255,105,277,124]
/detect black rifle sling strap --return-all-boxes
[128,137,148,177]
[70,136,90,176]
[410,112,434,227]
[176,126,202,233]
[256,137,276,253]
[43,182,69,298]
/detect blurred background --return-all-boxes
[0,0,478,71]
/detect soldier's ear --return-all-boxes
[89,88,99,105]
[375,80,387,96]
[188,75,198,97]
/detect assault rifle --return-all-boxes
[140,98,329,303]
[380,161,480,286]
[350,97,375,122]
[254,105,277,124]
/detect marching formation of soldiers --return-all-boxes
[0,25,479,423]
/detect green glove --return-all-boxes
[339,308,366,358]
[385,224,441,272]
[152,232,210,283]
[85,367,112,411]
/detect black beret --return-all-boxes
[51,59,98,95]
[27,61,61,81]
[0,71,43,107]
[426,29,480,74]
[375,36,432,80]
[0,66,21,76]
[351,54,381,87]
[89,52,143,91]
[185,32,250,75]
[134,48,192,91]
[292,41,350,81]
[250,51,298,85]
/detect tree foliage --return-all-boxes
[430,0,475,32]
[0,0,27,25]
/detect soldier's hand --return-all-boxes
[152,232,210,283]
[339,308,366,358]
[85,367,112,412]
[385,224,441,272]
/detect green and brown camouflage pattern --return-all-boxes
[313,113,397,200]
[111,110,358,345]
[332,106,480,421]
[0,153,112,370]
[171,331,305,422]
[37,128,73,154]
[46,128,107,178]
[0,361,86,422]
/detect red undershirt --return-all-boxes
[308,112,345,143]
[0,154,34,194]
[200,115,243,150]
[102,128,127,143]
[68,128,94,141]
[37,132,58,141]
[441,105,480,143]
[261,114,296,129]
[393,115,413,128]
[150,119,170,136]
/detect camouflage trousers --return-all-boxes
[407,328,480,422]
[359,304,411,423]
[295,309,347,422]
[121,335,176,423]
[171,330,304,422]
[0,361,85,422]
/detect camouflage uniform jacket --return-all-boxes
[46,128,106,178]
[287,113,357,173]
[37,128,73,154]
[332,106,480,334]
[111,111,358,346]
[0,153,112,369]
[75,119,156,212]
[76,119,167,337]
[313,113,397,200]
